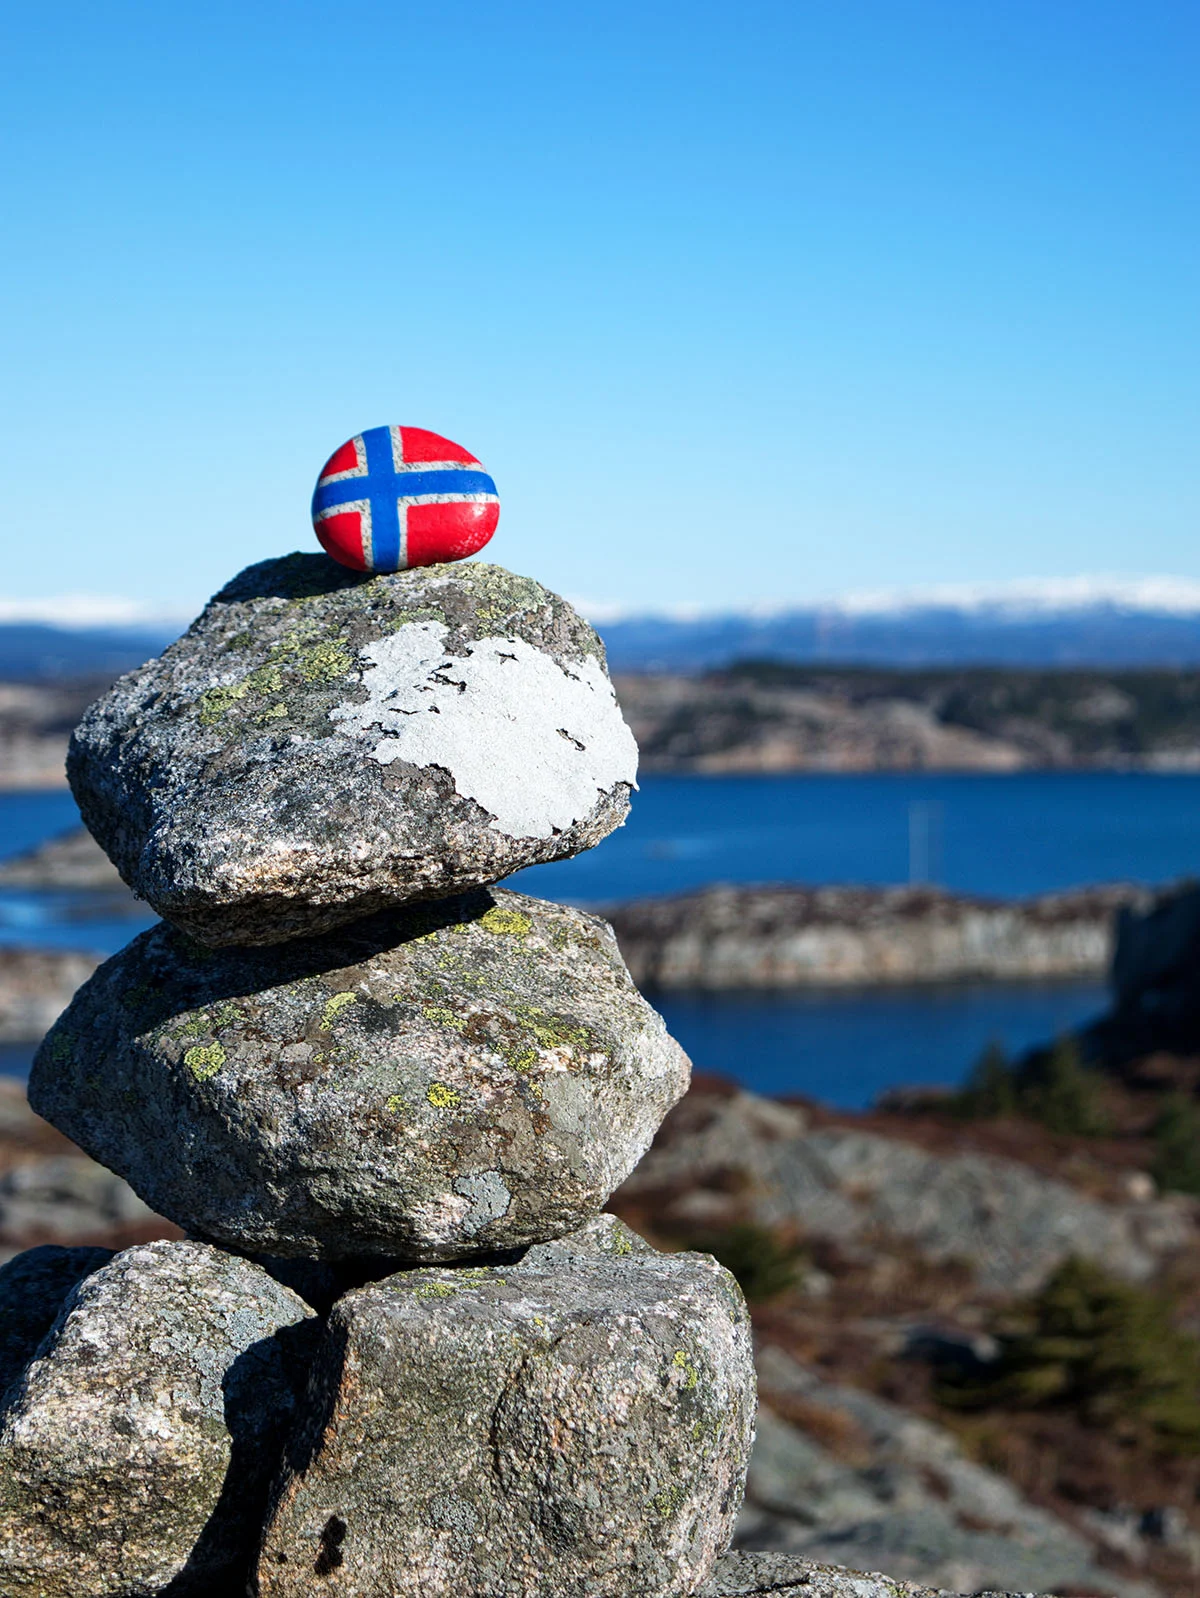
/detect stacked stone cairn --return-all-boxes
[0,556,757,1598]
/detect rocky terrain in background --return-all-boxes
[12,661,1200,785]
[609,882,1143,988]
[617,664,1200,771]
[609,1078,1200,1598]
[0,831,1147,1038]
[0,679,105,788]
[3,838,1200,1591]
[0,1078,177,1261]
[0,949,103,1042]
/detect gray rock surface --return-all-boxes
[257,1216,756,1598]
[622,1086,1192,1292]
[68,555,637,945]
[738,1346,1153,1598]
[0,1239,316,1598]
[0,1244,112,1397]
[31,888,689,1259]
[701,1549,1020,1597]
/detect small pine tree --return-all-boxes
[955,1040,1018,1119]
[1151,1093,1200,1197]
[691,1223,802,1303]
[940,1257,1200,1453]
[1016,1036,1111,1137]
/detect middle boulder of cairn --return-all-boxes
[19,554,757,1598]
[31,886,689,1258]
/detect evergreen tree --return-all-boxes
[1016,1035,1111,1137]
[1151,1093,1200,1197]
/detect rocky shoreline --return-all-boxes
[617,666,1200,772]
[607,882,1144,989]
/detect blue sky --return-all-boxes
[1,1,1196,615]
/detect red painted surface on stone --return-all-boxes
[319,439,362,479]
[315,509,369,571]
[399,427,479,465]
[407,501,499,567]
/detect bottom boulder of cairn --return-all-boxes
[0,1240,317,1598]
[257,1216,756,1598]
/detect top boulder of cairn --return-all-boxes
[68,556,638,946]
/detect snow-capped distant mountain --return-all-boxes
[585,577,1200,672]
[0,595,196,629]
[9,576,1200,680]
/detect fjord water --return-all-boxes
[516,770,1200,904]
[4,772,1198,1105]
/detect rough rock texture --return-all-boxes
[609,883,1137,989]
[0,1239,316,1598]
[701,1549,1036,1597]
[257,1216,755,1598]
[739,1346,1153,1598]
[0,1244,112,1396]
[31,888,690,1259]
[619,1086,1192,1293]
[67,555,637,945]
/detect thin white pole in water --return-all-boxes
[909,801,927,884]
[908,800,943,884]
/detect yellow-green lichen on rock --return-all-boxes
[184,1043,226,1082]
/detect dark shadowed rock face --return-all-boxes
[30,889,690,1260]
[257,1217,756,1598]
[0,1239,316,1598]
[0,1245,112,1399]
[67,555,637,946]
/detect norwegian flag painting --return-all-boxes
[312,426,500,573]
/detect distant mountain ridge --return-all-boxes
[9,575,1200,678]
[596,587,1200,672]
[0,623,180,682]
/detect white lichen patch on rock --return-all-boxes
[67,555,636,945]
[330,622,638,839]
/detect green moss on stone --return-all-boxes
[321,991,358,1028]
[44,1030,74,1065]
[673,1349,699,1390]
[509,1004,594,1054]
[422,1005,465,1032]
[651,1481,688,1519]
[297,639,353,683]
[184,1043,226,1082]
[478,906,532,938]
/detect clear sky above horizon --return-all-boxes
[2,1,1197,614]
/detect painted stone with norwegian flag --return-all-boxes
[313,425,499,572]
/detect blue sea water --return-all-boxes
[513,770,1200,904]
[3,772,1195,1105]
